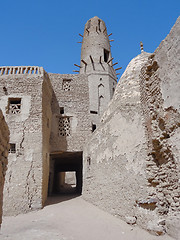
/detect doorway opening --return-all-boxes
[48,151,83,196]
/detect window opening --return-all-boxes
[62,79,72,91]
[92,124,96,132]
[3,87,8,95]
[104,49,109,62]
[9,143,16,153]
[60,107,64,114]
[8,98,21,114]
[90,111,98,114]
[59,117,70,136]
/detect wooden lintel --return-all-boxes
[81,59,87,65]
[107,57,114,64]
[112,62,118,67]
[74,64,81,68]
[108,33,112,37]
[79,33,83,37]
[115,67,122,71]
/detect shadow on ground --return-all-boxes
[45,193,81,206]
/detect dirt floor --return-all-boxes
[0,195,174,240]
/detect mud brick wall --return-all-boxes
[0,69,45,216]
[0,109,9,227]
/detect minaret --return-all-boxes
[79,16,118,128]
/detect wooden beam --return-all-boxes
[73,70,79,73]
[116,73,120,75]
[109,39,114,42]
[81,59,87,65]
[112,62,118,67]
[108,33,112,37]
[99,56,102,63]
[89,55,94,63]
[89,55,95,70]
[77,42,82,43]
[115,67,122,71]
[74,64,81,68]
[79,33,83,37]
[107,57,114,64]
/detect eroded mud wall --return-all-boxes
[0,109,9,226]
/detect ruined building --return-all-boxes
[83,17,180,239]
[0,15,180,239]
[0,16,117,216]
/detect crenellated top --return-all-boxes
[0,66,44,76]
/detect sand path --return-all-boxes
[0,195,174,240]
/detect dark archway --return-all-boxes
[48,151,83,196]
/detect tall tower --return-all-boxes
[79,16,117,128]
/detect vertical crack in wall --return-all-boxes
[19,125,25,149]
[6,170,12,194]
[23,121,37,210]
[140,54,180,216]
[17,123,26,157]
[25,160,36,209]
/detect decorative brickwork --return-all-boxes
[59,117,71,136]
[62,79,71,91]
[0,66,43,75]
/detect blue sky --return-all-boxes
[0,0,179,78]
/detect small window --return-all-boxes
[8,98,21,114]
[59,117,70,136]
[90,111,98,114]
[60,107,64,114]
[104,49,109,62]
[62,79,71,91]
[9,143,16,153]
[92,124,96,132]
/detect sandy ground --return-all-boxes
[0,195,174,240]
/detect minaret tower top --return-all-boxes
[79,16,117,79]
[79,16,118,127]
